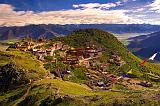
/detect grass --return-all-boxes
[0,39,20,45]
[1,78,160,106]
[0,86,28,106]
[34,79,94,96]
[0,55,10,66]
[0,44,8,51]
[65,67,88,83]
[0,48,49,79]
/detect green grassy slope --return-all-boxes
[0,48,49,80]
[1,78,160,106]
[55,29,160,81]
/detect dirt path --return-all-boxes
[13,85,32,106]
[79,56,98,64]
[79,57,92,63]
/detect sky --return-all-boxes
[0,0,160,26]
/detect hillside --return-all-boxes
[57,29,160,78]
[128,31,160,60]
[1,24,160,40]
[0,48,49,91]
[0,29,160,106]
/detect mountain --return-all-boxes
[0,24,77,40]
[0,29,160,106]
[128,31,160,60]
[65,24,160,34]
[1,24,160,40]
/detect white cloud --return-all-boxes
[147,0,160,11]
[0,3,146,26]
[0,4,14,12]
[73,3,101,9]
[73,2,121,9]
[136,8,145,12]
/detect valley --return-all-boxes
[0,29,160,106]
[115,33,150,45]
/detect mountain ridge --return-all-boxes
[128,31,160,60]
[1,24,160,40]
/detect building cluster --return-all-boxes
[85,71,120,90]
[11,42,35,51]
[11,40,104,66]
[11,41,69,60]
[10,39,129,90]
[109,51,126,66]
[32,42,68,60]
[64,47,104,66]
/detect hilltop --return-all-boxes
[0,29,160,106]
[57,29,160,79]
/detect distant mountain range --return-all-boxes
[128,31,160,60]
[0,24,76,40]
[1,24,160,40]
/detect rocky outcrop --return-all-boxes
[0,63,29,92]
